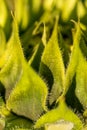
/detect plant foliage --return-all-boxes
[0,0,87,130]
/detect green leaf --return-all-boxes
[28,23,46,72]
[14,0,30,30]
[0,101,5,130]
[0,0,12,40]
[14,0,43,30]
[39,18,65,105]
[64,21,82,95]
[35,98,83,130]
[0,105,33,130]
[0,27,6,57]
[64,21,87,111]
[6,60,48,121]
[75,34,87,110]
[0,0,9,28]
[0,20,23,100]
[0,17,48,121]
[5,117,33,130]
[58,31,69,68]
[61,0,77,21]
[42,23,47,47]
[28,41,44,72]
[82,126,87,130]
[0,27,7,70]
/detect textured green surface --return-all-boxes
[35,98,83,130]
[0,19,48,121]
[39,18,65,105]
[0,0,87,129]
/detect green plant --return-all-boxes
[0,0,87,130]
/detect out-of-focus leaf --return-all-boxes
[14,0,30,30]
[42,23,46,47]
[5,0,14,12]
[43,0,54,11]
[39,18,65,105]
[14,0,43,30]
[77,1,86,19]
[55,0,65,11]
[40,11,53,24]
[61,0,77,21]
[0,0,12,40]
[82,126,87,130]
[0,27,6,57]
[0,0,8,28]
